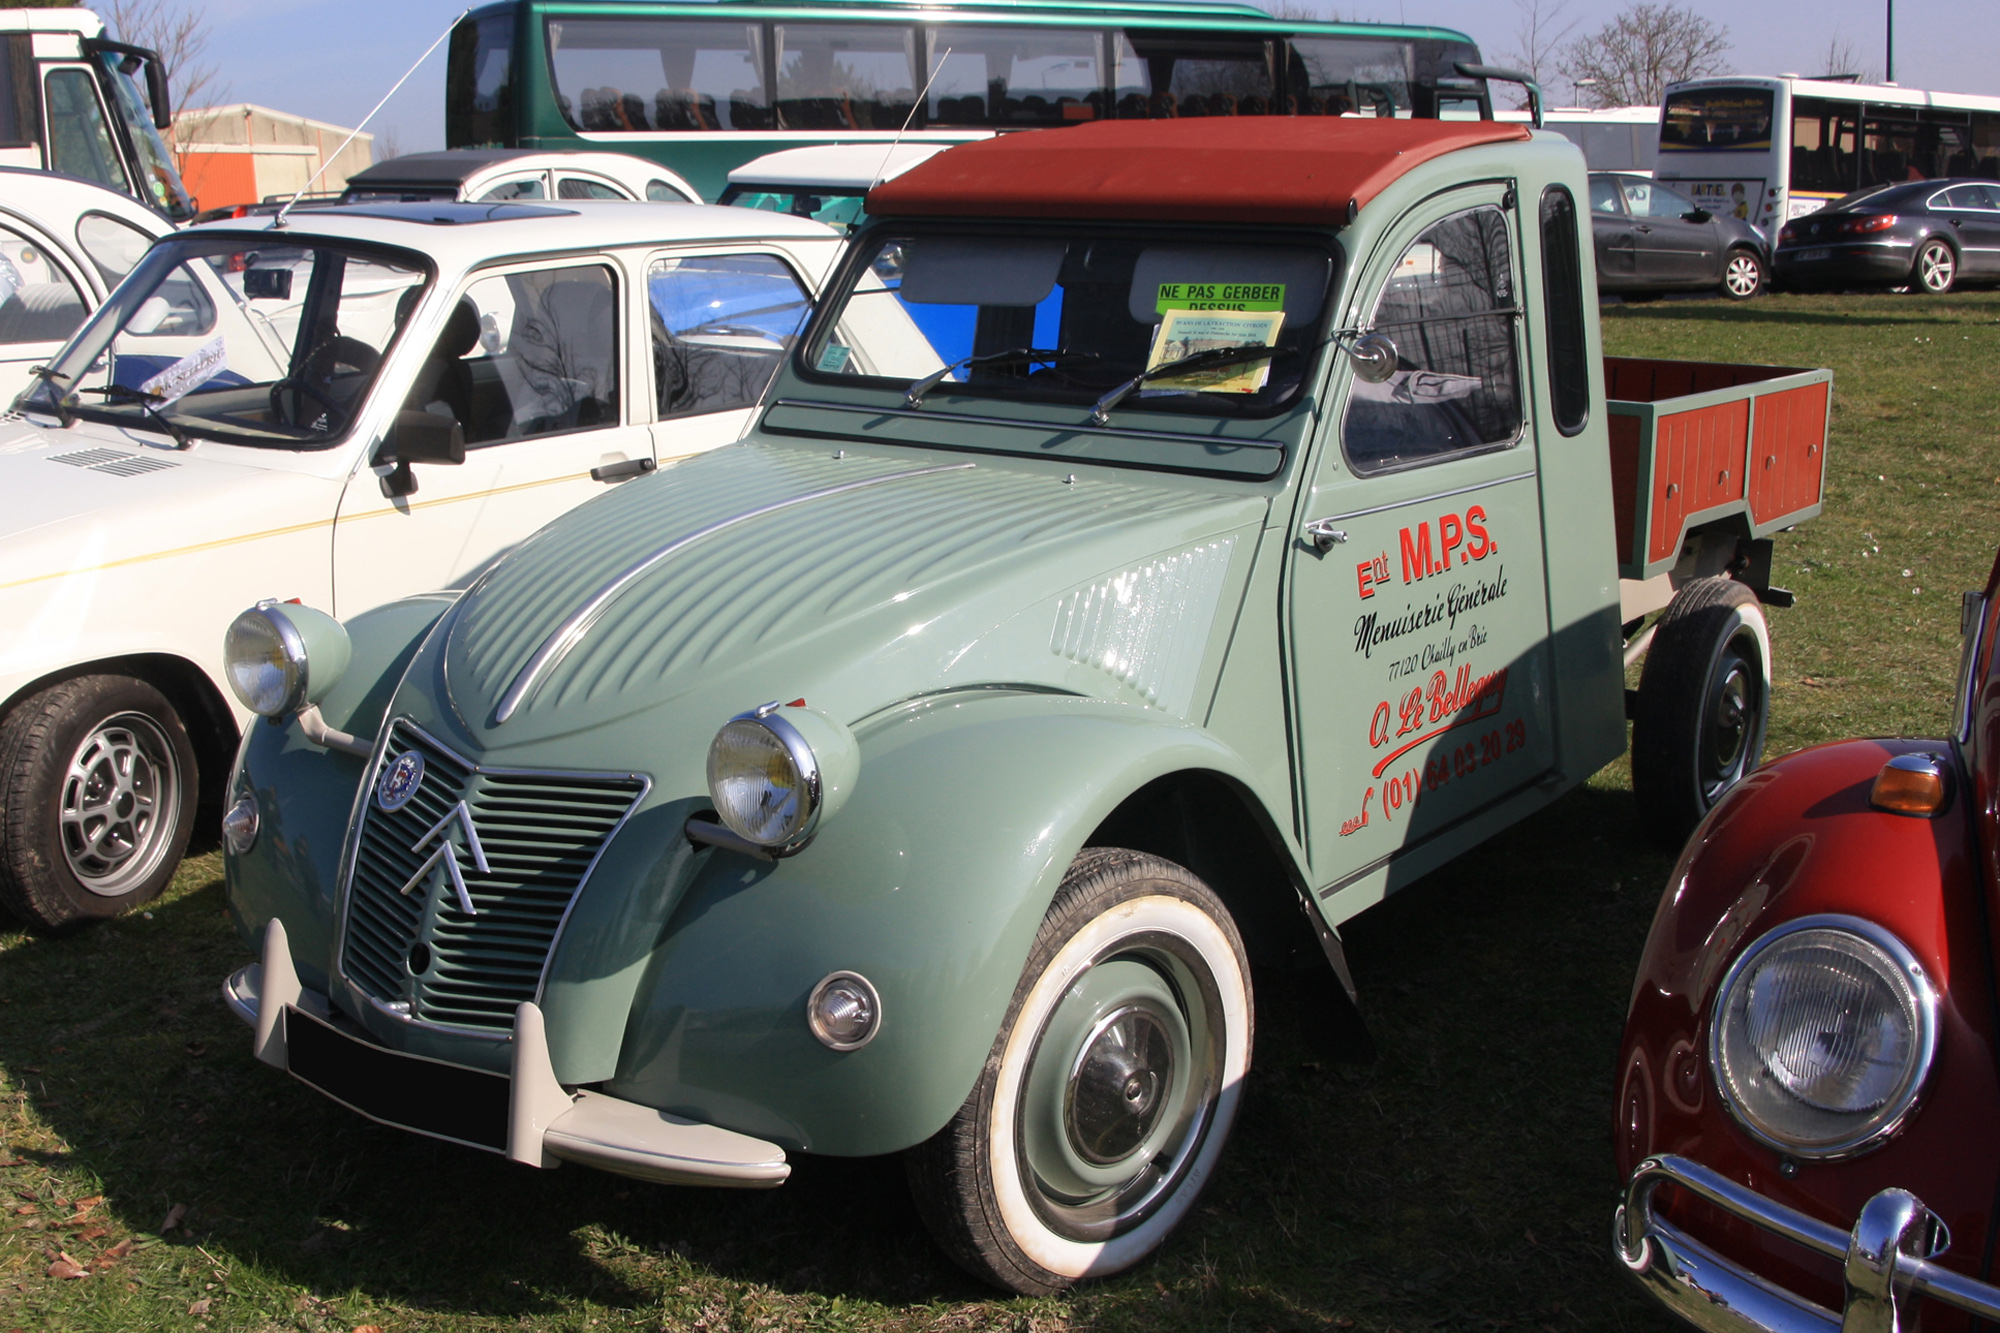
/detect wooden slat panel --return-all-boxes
[1650,401,1750,564]
[1749,382,1830,524]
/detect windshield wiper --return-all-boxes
[78,384,193,449]
[1089,343,1299,426]
[24,366,75,427]
[905,347,1102,408]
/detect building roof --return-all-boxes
[865,118,1534,225]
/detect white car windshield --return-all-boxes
[22,236,428,448]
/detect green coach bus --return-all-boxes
[445,0,1490,199]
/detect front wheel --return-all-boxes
[1631,578,1771,848]
[0,675,198,931]
[1720,249,1765,300]
[906,848,1252,1294]
[1910,239,1957,294]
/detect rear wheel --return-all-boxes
[1631,579,1771,848]
[0,675,198,931]
[906,848,1252,1294]
[1720,249,1765,300]
[1910,239,1956,294]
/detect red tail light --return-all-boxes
[1837,214,1897,235]
[1779,222,1799,245]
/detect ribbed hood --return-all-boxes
[426,441,1266,764]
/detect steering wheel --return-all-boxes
[270,335,381,429]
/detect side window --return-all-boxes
[409,264,618,445]
[1589,176,1623,213]
[646,179,693,203]
[476,175,546,202]
[1342,206,1523,474]
[0,223,86,346]
[557,176,629,200]
[1539,187,1590,437]
[1624,179,1694,219]
[43,68,130,193]
[75,212,154,285]
[649,253,810,419]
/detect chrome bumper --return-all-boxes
[1616,1154,2000,1332]
[223,919,790,1189]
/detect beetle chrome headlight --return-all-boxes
[222,600,351,718]
[705,702,858,854]
[1710,915,1937,1159]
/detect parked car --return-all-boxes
[216,116,1831,1296]
[1589,170,1769,299]
[718,143,959,229]
[1773,179,2000,294]
[0,166,173,405]
[1614,552,2000,1331]
[339,148,699,206]
[0,199,861,932]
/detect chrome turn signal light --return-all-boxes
[1870,753,1949,817]
[808,971,881,1051]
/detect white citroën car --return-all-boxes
[0,198,866,930]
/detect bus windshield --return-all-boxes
[1661,87,1775,153]
[94,51,195,221]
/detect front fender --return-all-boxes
[223,593,459,977]
[596,690,1291,1157]
[1616,736,2000,1307]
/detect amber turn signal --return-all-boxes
[1871,753,1949,817]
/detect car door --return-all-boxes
[1623,178,1718,285]
[0,215,95,404]
[331,256,657,614]
[646,246,816,463]
[1287,187,1558,904]
[1943,184,2000,276]
[1588,175,1637,289]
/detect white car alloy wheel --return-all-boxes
[908,848,1252,1293]
[60,711,180,894]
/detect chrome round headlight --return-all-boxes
[707,706,822,850]
[222,601,351,718]
[224,603,307,716]
[1711,915,1936,1159]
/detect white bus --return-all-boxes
[1655,75,2000,239]
[1511,105,1660,174]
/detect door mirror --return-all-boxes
[379,410,465,497]
[1684,208,1712,223]
[1343,331,1401,383]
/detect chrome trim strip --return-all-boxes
[1616,1154,2000,1332]
[765,399,1289,452]
[331,715,652,1039]
[1312,470,1537,524]
[493,462,977,724]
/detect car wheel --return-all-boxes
[1631,578,1771,848]
[906,847,1252,1295]
[1720,249,1765,299]
[0,675,198,931]
[1910,239,1956,294]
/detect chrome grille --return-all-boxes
[340,721,645,1033]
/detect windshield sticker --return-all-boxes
[1348,369,1483,405]
[1156,282,1285,314]
[816,343,853,373]
[1146,309,1285,394]
[139,335,226,406]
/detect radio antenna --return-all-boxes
[869,45,951,196]
[275,8,470,227]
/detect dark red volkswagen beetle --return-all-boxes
[1614,553,2000,1331]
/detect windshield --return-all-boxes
[1661,87,1777,154]
[21,236,427,448]
[96,52,195,220]
[807,229,1334,427]
[720,185,865,229]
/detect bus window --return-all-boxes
[43,67,130,194]
[447,13,513,148]
[1286,36,1415,116]
[0,36,31,147]
[1108,32,1278,118]
[1791,97,1859,195]
[1860,109,1923,187]
[547,18,767,132]
[1662,87,1774,151]
[773,25,916,130]
[926,27,1105,125]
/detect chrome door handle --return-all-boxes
[1302,518,1348,552]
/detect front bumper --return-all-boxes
[1615,1154,2000,1332]
[223,919,789,1189]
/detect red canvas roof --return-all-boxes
[866,118,1533,225]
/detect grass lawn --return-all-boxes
[3,290,1998,1333]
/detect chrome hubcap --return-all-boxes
[59,712,178,895]
[1066,1004,1176,1165]
[1699,642,1761,803]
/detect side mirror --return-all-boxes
[1685,208,1712,223]
[242,268,292,300]
[1343,331,1401,383]
[379,410,465,498]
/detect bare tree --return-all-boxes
[1816,31,1877,82]
[1501,0,1576,107]
[100,0,228,147]
[1557,3,1730,108]
[373,128,402,165]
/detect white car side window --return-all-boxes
[0,223,86,347]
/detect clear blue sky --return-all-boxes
[183,0,1999,158]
